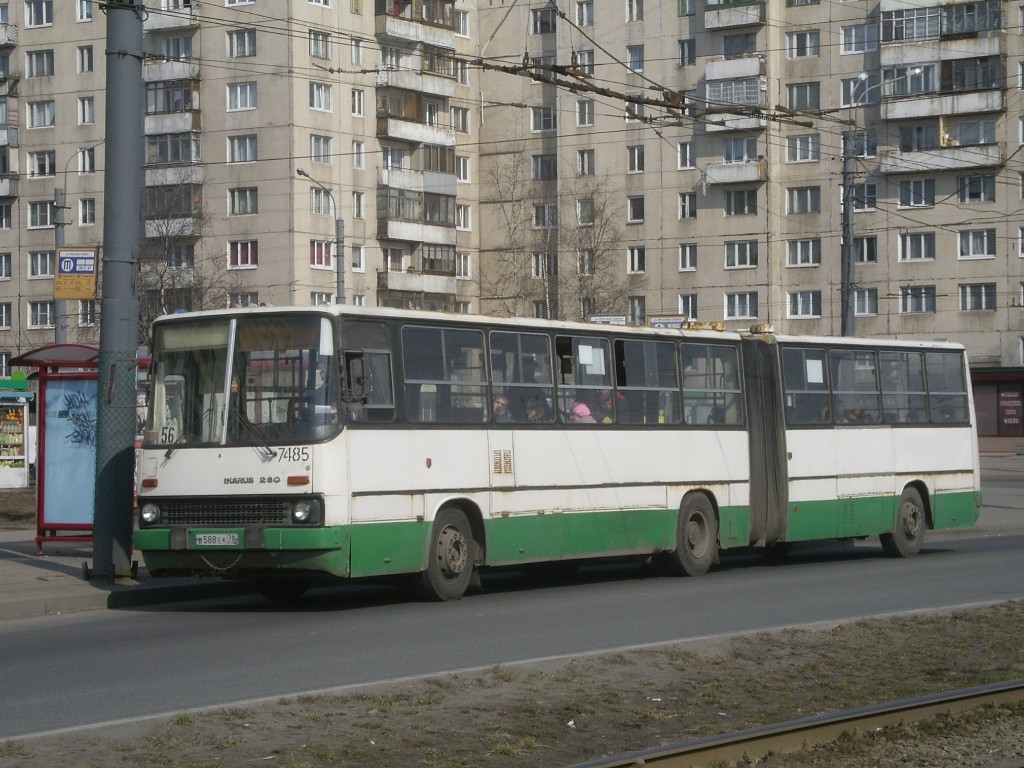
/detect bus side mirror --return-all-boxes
[342,352,371,401]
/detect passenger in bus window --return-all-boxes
[569,402,596,424]
[525,397,551,423]
[491,394,513,423]
[593,388,623,424]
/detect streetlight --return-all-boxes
[840,67,922,336]
[54,141,103,344]
[297,167,345,304]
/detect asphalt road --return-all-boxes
[1,473,1021,740]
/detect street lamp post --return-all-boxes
[840,68,922,336]
[297,167,345,304]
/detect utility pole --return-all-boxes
[53,187,66,344]
[92,0,143,580]
[840,132,856,337]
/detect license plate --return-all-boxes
[194,533,239,547]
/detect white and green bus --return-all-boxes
[134,305,981,601]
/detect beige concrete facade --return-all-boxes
[0,0,1022,387]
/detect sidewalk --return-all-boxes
[0,454,1020,622]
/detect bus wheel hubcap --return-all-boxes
[437,526,468,579]
[901,502,922,539]
[686,516,708,555]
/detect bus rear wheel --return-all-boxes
[880,487,926,558]
[416,507,475,601]
[663,494,718,577]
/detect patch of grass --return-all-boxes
[486,730,540,756]
[170,713,195,727]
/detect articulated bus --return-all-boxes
[133,305,980,601]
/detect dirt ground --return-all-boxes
[1,598,1023,767]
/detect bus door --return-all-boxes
[740,337,788,545]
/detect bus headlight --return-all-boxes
[140,503,160,525]
[289,499,320,524]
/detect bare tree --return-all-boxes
[137,178,242,345]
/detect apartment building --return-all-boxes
[0,0,1021,439]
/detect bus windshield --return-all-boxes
[144,313,340,448]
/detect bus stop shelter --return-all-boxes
[11,344,98,554]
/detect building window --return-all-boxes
[230,292,259,308]
[899,232,936,261]
[959,229,997,259]
[787,239,821,266]
[853,288,878,316]
[842,75,879,107]
[678,294,697,320]
[227,29,257,58]
[787,186,821,213]
[679,0,695,15]
[627,246,646,273]
[842,23,877,53]
[900,285,936,314]
[26,49,54,78]
[678,141,694,169]
[577,198,595,226]
[148,132,200,164]
[77,45,94,73]
[627,0,643,22]
[451,106,469,133]
[679,192,697,219]
[79,300,97,326]
[577,50,595,75]
[26,1,53,27]
[724,32,756,59]
[726,189,757,216]
[898,179,935,207]
[28,100,56,128]
[626,101,645,121]
[532,252,557,277]
[577,99,594,127]
[679,243,697,271]
[725,240,758,268]
[854,236,878,263]
[787,30,820,58]
[78,147,96,174]
[576,0,593,26]
[577,249,595,276]
[310,240,333,268]
[353,191,364,219]
[679,39,696,66]
[627,145,644,172]
[351,244,365,272]
[29,250,54,278]
[577,149,595,176]
[959,283,996,311]
[725,292,758,319]
[350,37,363,65]
[787,82,820,110]
[847,130,877,158]
[852,183,876,211]
[77,0,93,22]
[787,134,820,162]
[456,251,471,279]
[28,301,54,329]
[0,303,10,328]
[0,207,9,230]
[29,151,56,177]
[311,292,331,306]
[227,81,257,111]
[168,244,194,269]
[724,137,757,163]
[352,140,365,168]
[28,201,53,228]
[629,296,645,325]
[626,45,644,72]
[78,96,95,125]
[310,188,332,216]
[310,134,332,163]
[308,29,331,59]
[958,175,996,203]
[229,187,258,215]
[0,253,10,278]
[454,8,469,35]
[531,107,556,132]
[456,155,470,181]
[708,79,762,108]
[228,240,259,268]
[351,88,364,117]
[788,290,821,318]
[309,82,333,111]
[531,8,556,33]
[627,196,645,223]
[455,204,471,230]
[533,203,558,228]
[227,135,258,163]
[79,198,96,225]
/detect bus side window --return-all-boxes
[781,347,830,426]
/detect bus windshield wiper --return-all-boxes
[236,411,278,459]
[163,431,187,460]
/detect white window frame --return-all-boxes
[627,145,644,172]
[787,134,819,162]
[627,195,645,223]
[627,245,646,274]
[725,240,758,268]
[853,288,878,316]
[28,250,54,278]
[678,243,697,271]
[79,198,96,225]
[959,229,997,259]
[351,88,364,117]
[309,82,333,112]
[677,141,694,169]
[227,134,258,163]
[787,238,821,266]
[678,293,697,320]
[227,81,257,111]
[787,30,820,58]
[787,290,822,318]
[28,301,54,329]
[899,232,936,261]
[899,285,936,314]
[725,291,758,319]
[959,283,997,311]
[351,243,365,272]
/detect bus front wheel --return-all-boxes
[663,494,718,577]
[416,507,475,601]
[880,487,925,558]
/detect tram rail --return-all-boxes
[564,678,1024,768]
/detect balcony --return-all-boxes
[142,58,201,83]
[0,76,17,97]
[377,218,456,244]
[0,174,18,197]
[0,24,16,47]
[0,124,18,148]
[145,111,202,135]
[375,0,455,47]
[376,268,457,296]
[705,55,763,82]
[145,165,205,187]
[375,68,455,98]
[704,0,764,29]
[376,116,454,145]
[704,158,767,184]
[143,3,200,31]
[378,167,456,196]
[881,89,1003,120]
[879,142,1003,174]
